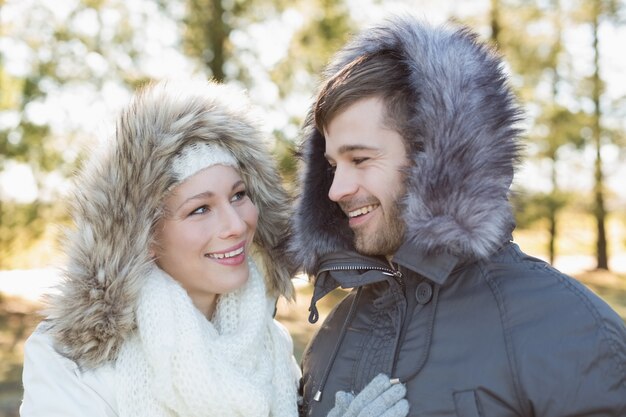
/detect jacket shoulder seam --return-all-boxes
[478,262,530,415]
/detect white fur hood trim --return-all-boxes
[45,80,294,368]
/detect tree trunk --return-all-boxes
[591,0,609,269]
[547,0,562,266]
[185,0,228,82]
[490,0,501,45]
[207,0,226,81]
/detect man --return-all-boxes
[291,16,626,417]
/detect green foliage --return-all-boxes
[0,200,67,269]
[534,104,590,158]
[0,0,160,267]
[177,0,295,82]
[182,0,230,81]
[268,0,354,182]
[511,189,570,229]
[272,134,298,191]
[272,0,354,97]
[478,0,625,267]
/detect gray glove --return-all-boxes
[326,374,409,417]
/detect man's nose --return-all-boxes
[218,205,247,239]
[328,165,358,202]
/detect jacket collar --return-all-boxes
[307,251,395,323]
[313,240,461,294]
[309,241,460,321]
[392,241,459,286]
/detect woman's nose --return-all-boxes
[218,205,247,239]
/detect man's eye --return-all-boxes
[353,157,369,165]
[190,205,209,216]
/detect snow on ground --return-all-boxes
[1,254,624,302]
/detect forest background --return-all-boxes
[1,0,625,415]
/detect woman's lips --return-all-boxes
[205,242,247,266]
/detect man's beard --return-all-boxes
[353,200,405,257]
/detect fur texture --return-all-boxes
[45,80,294,368]
[291,16,524,273]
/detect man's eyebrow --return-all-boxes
[324,145,379,159]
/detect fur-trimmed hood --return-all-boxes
[45,80,294,368]
[292,16,523,274]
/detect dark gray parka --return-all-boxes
[291,17,626,417]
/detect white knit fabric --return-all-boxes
[115,259,298,417]
[171,142,238,182]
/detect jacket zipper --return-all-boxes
[312,263,405,399]
[386,261,405,291]
[319,264,404,279]
[386,261,407,384]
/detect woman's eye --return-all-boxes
[231,190,247,202]
[190,205,209,216]
[353,157,369,165]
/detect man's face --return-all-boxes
[324,96,409,257]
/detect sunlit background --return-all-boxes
[0,0,625,415]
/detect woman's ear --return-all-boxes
[148,236,160,261]
[148,237,161,260]
[149,219,163,260]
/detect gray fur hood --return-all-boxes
[292,16,523,274]
[45,80,294,368]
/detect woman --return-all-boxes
[20,79,408,417]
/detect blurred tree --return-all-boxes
[571,0,624,269]
[542,0,571,264]
[0,39,56,268]
[270,0,355,182]
[182,0,230,81]
[484,0,625,266]
[272,0,353,92]
[160,0,355,182]
[160,0,295,82]
[0,0,356,267]
[485,0,581,263]
[0,0,156,268]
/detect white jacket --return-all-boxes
[20,325,118,416]
[20,319,300,416]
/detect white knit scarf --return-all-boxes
[115,259,298,417]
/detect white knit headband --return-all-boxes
[171,142,238,182]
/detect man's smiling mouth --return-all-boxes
[348,204,379,218]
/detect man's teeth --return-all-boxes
[348,205,377,218]
[207,246,244,259]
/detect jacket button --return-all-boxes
[415,282,433,304]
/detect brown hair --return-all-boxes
[314,50,415,142]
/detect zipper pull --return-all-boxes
[308,300,320,324]
[383,260,403,279]
[382,270,403,278]
[384,261,405,292]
